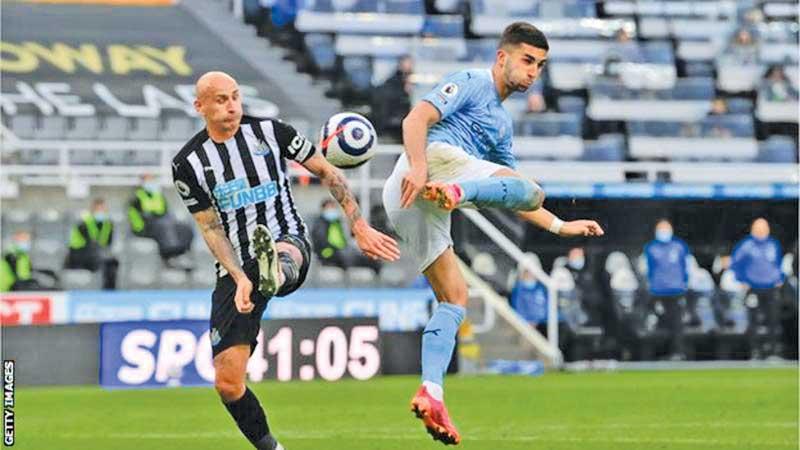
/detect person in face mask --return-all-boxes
[731,218,785,359]
[128,174,195,268]
[509,257,551,334]
[643,219,692,360]
[1,231,35,292]
[311,199,382,274]
[65,198,119,289]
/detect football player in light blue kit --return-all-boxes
[383,22,605,445]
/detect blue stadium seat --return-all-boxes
[684,62,715,77]
[641,42,674,64]
[562,0,596,18]
[628,121,683,137]
[700,114,754,138]
[383,0,424,14]
[305,34,337,72]
[557,96,586,114]
[757,136,797,163]
[582,134,625,161]
[559,113,582,136]
[726,98,753,114]
[343,56,373,92]
[422,14,463,37]
[671,77,715,100]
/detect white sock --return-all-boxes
[423,381,444,401]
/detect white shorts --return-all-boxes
[382,142,506,273]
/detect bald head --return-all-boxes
[751,217,770,239]
[195,71,238,100]
[194,71,243,140]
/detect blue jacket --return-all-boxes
[645,238,690,296]
[510,281,554,324]
[731,236,784,289]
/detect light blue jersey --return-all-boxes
[423,68,515,168]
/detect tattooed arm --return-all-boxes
[302,153,400,262]
[192,208,254,313]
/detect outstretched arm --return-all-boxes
[192,208,254,314]
[518,207,605,238]
[303,153,400,262]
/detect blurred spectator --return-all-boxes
[741,7,765,38]
[0,231,59,292]
[759,65,798,102]
[128,174,194,269]
[703,97,733,137]
[603,28,643,78]
[372,55,414,140]
[509,262,550,331]
[64,198,119,290]
[311,199,381,274]
[643,219,691,360]
[709,97,729,116]
[564,247,607,329]
[721,28,758,65]
[731,218,785,358]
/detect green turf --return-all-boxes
[15,369,799,450]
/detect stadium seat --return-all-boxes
[9,114,37,140]
[582,134,625,161]
[160,268,189,288]
[671,77,715,100]
[304,34,338,73]
[62,269,101,290]
[191,265,217,289]
[421,15,464,37]
[128,118,161,141]
[347,266,377,286]
[383,0,424,14]
[65,116,100,140]
[557,96,586,114]
[20,149,59,165]
[317,265,347,286]
[726,98,754,114]
[378,264,407,286]
[700,114,754,138]
[757,136,797,163]
[342,56,373,92]
[38,116,68,140]
[628,120,684,137]
[96,116,130,140]
[161,117,195,141]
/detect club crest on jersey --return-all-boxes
[213,178,278,211]
[441,82,458,97]
[253,139,271,156]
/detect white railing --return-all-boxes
[460,209,562,360]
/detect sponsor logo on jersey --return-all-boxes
[213,178,278,211]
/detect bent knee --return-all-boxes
[215,378,246,402]
[518,179,545,211]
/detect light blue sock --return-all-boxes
[421,302,466,387]
[459,177,543,211]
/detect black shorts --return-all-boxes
[210,234,311,358]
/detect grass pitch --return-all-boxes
[17,369,798,450]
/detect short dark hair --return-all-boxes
[498,22,549,51]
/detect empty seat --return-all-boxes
[304,34,337,72]
[700,114,754,137]
[758,136,797,163]
[317,265,346,286]
[9,114,37,139]
[383,0,424,14]
[672,77,715,100]
[347,266,377,286]
[66,117,100,140]
[128,118,161,141]
[421,14,463,37]
[628,121,684,136]
[161,117,195,141]
[726,98,753,113]
[96,116,131,140]
[557,96,586,114]
[582,134,625,161]
[343,56,373,91]
[62,269,100,290]
[37,116,68,140]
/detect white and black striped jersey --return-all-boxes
[172,115,315,271]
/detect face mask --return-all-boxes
[14,241,31,253]
[143,182,160,193]
[520,280,537,289]
[568,258,585,270]
[322,209,340,222]
[94,213,108,222]
[656,229,672,242]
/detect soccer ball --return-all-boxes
[319,112,378,169]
